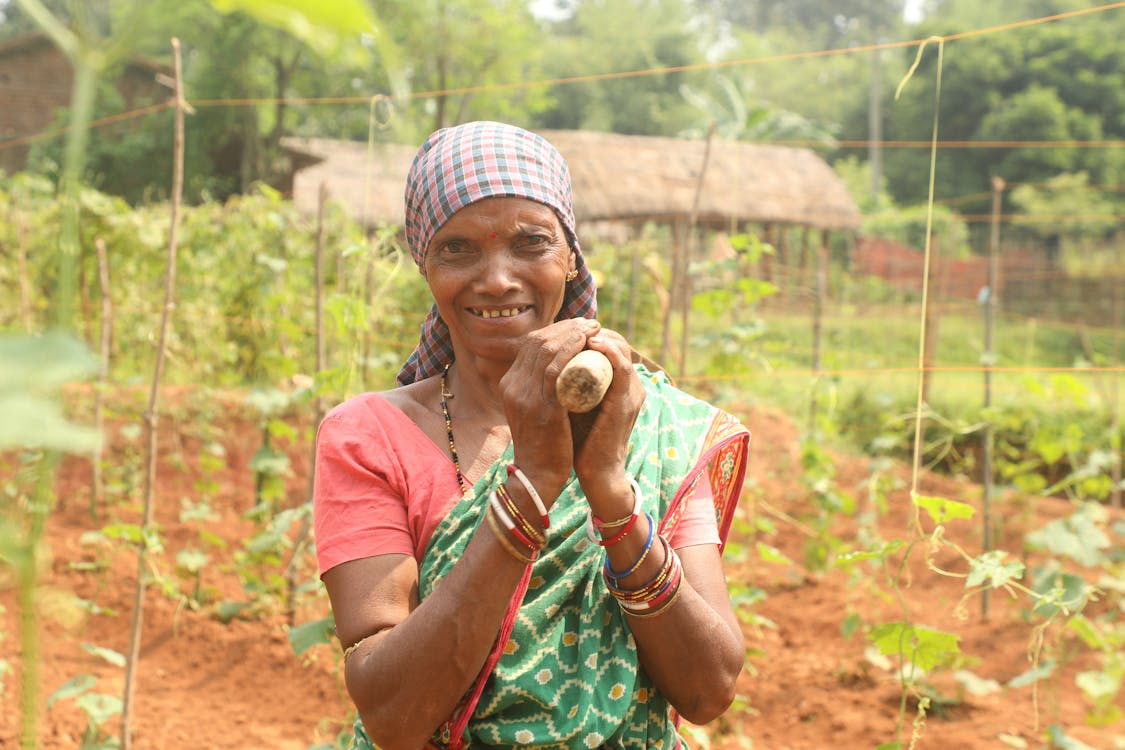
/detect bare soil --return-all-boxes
[1,391,1120,749]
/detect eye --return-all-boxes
[438,240,470,255]
[516,232,553,250]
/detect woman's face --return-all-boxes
[423,196,577,365]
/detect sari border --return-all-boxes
[658,410,751,553]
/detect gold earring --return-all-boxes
[565,269,578,282]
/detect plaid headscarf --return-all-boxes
[396,121,597,386]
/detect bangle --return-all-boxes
[586,477,642,545]
[496,482,546,548]
[604,513,655,583]
[618,558,682,611]
[484,501,538,565]
[620,577,684,619]
[590,476,643,530]
[507,464,550,529]
[489,490,542,551]
[604,537,677,602]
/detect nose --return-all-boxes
[475,249,520,295]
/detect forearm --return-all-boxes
[343,527,529,750]
[626,581,745,723]
[589,493,745,724]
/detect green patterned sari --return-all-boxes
[353,366,749,750]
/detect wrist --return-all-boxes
[583,474,637,527]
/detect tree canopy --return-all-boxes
[2,0,1122,237]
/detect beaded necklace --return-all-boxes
[439,363,467,495]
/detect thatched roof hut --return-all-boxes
[281,130,859,234]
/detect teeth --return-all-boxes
[475,307,523,319]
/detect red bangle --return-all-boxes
[598,511,640,546]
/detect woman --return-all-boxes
[314,121,751,750]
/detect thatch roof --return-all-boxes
[281,129,859,233]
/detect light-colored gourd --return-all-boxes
[556,349,613,413]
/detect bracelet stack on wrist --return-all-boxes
[593,475,684,618]
[484,463,550,565]
[604,536,683,618]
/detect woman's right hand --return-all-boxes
[498,317,600,504]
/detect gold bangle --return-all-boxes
[620,581,684,619]
[484,505,537,565]
[497,482,546,548]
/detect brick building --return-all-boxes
[0,32,169,175]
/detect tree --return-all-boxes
[863,4,1125,218]
[535,0,709,136]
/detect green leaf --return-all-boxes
[835,539,905,566]
[953,669,1001,696]
[216,600,252,623]
[913,494,975,524]
[1075,669,1120,702]
[209,0,377,55]
[101,523,143,545]
[868,622,961,671]
[1031,570,1090,617]
[0,333,97,390]
[48,674,97,708]
[965,550,1024,589]
[175,548,210,574]
[755,542,794,566]
[1025,504,1109,567]
[1045,725,1098,750]
[288,616,336,657]
[249,445,290,476]
[1066,615,1104,650]
[1008,661,1055,688]
[74,691,123,725]
[0,393,100,453]
[80,644,126,668]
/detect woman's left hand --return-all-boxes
[570,328,645,504]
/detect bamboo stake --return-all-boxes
[284,182,328,626]
[1112,243,1123,510]
[91,237,112,522]
[981,176,1004,619]
[16,200,33,332]
[121,38,185,750]
[809,230,827,433]
[659,219,686,367]
[678,122,716,378]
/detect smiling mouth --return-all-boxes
[469,306,528,319]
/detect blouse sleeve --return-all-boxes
[666,471,721,549]
[313,404,415,577]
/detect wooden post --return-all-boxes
[661,219,687,368]
[981,176,1004,618]
[625,240,640,342]
[809,230,828,433]
[91,237,113,521]
[17,203,33,332]
[1112,242,1123,510]
[777,227,790,304]
[283,180,328,627]
[678,122,716,378]
[121,38,185,750]
[762,223,777,289]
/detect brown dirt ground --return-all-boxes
[1,390,1121,749]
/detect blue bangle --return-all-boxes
[604,512,655,583]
